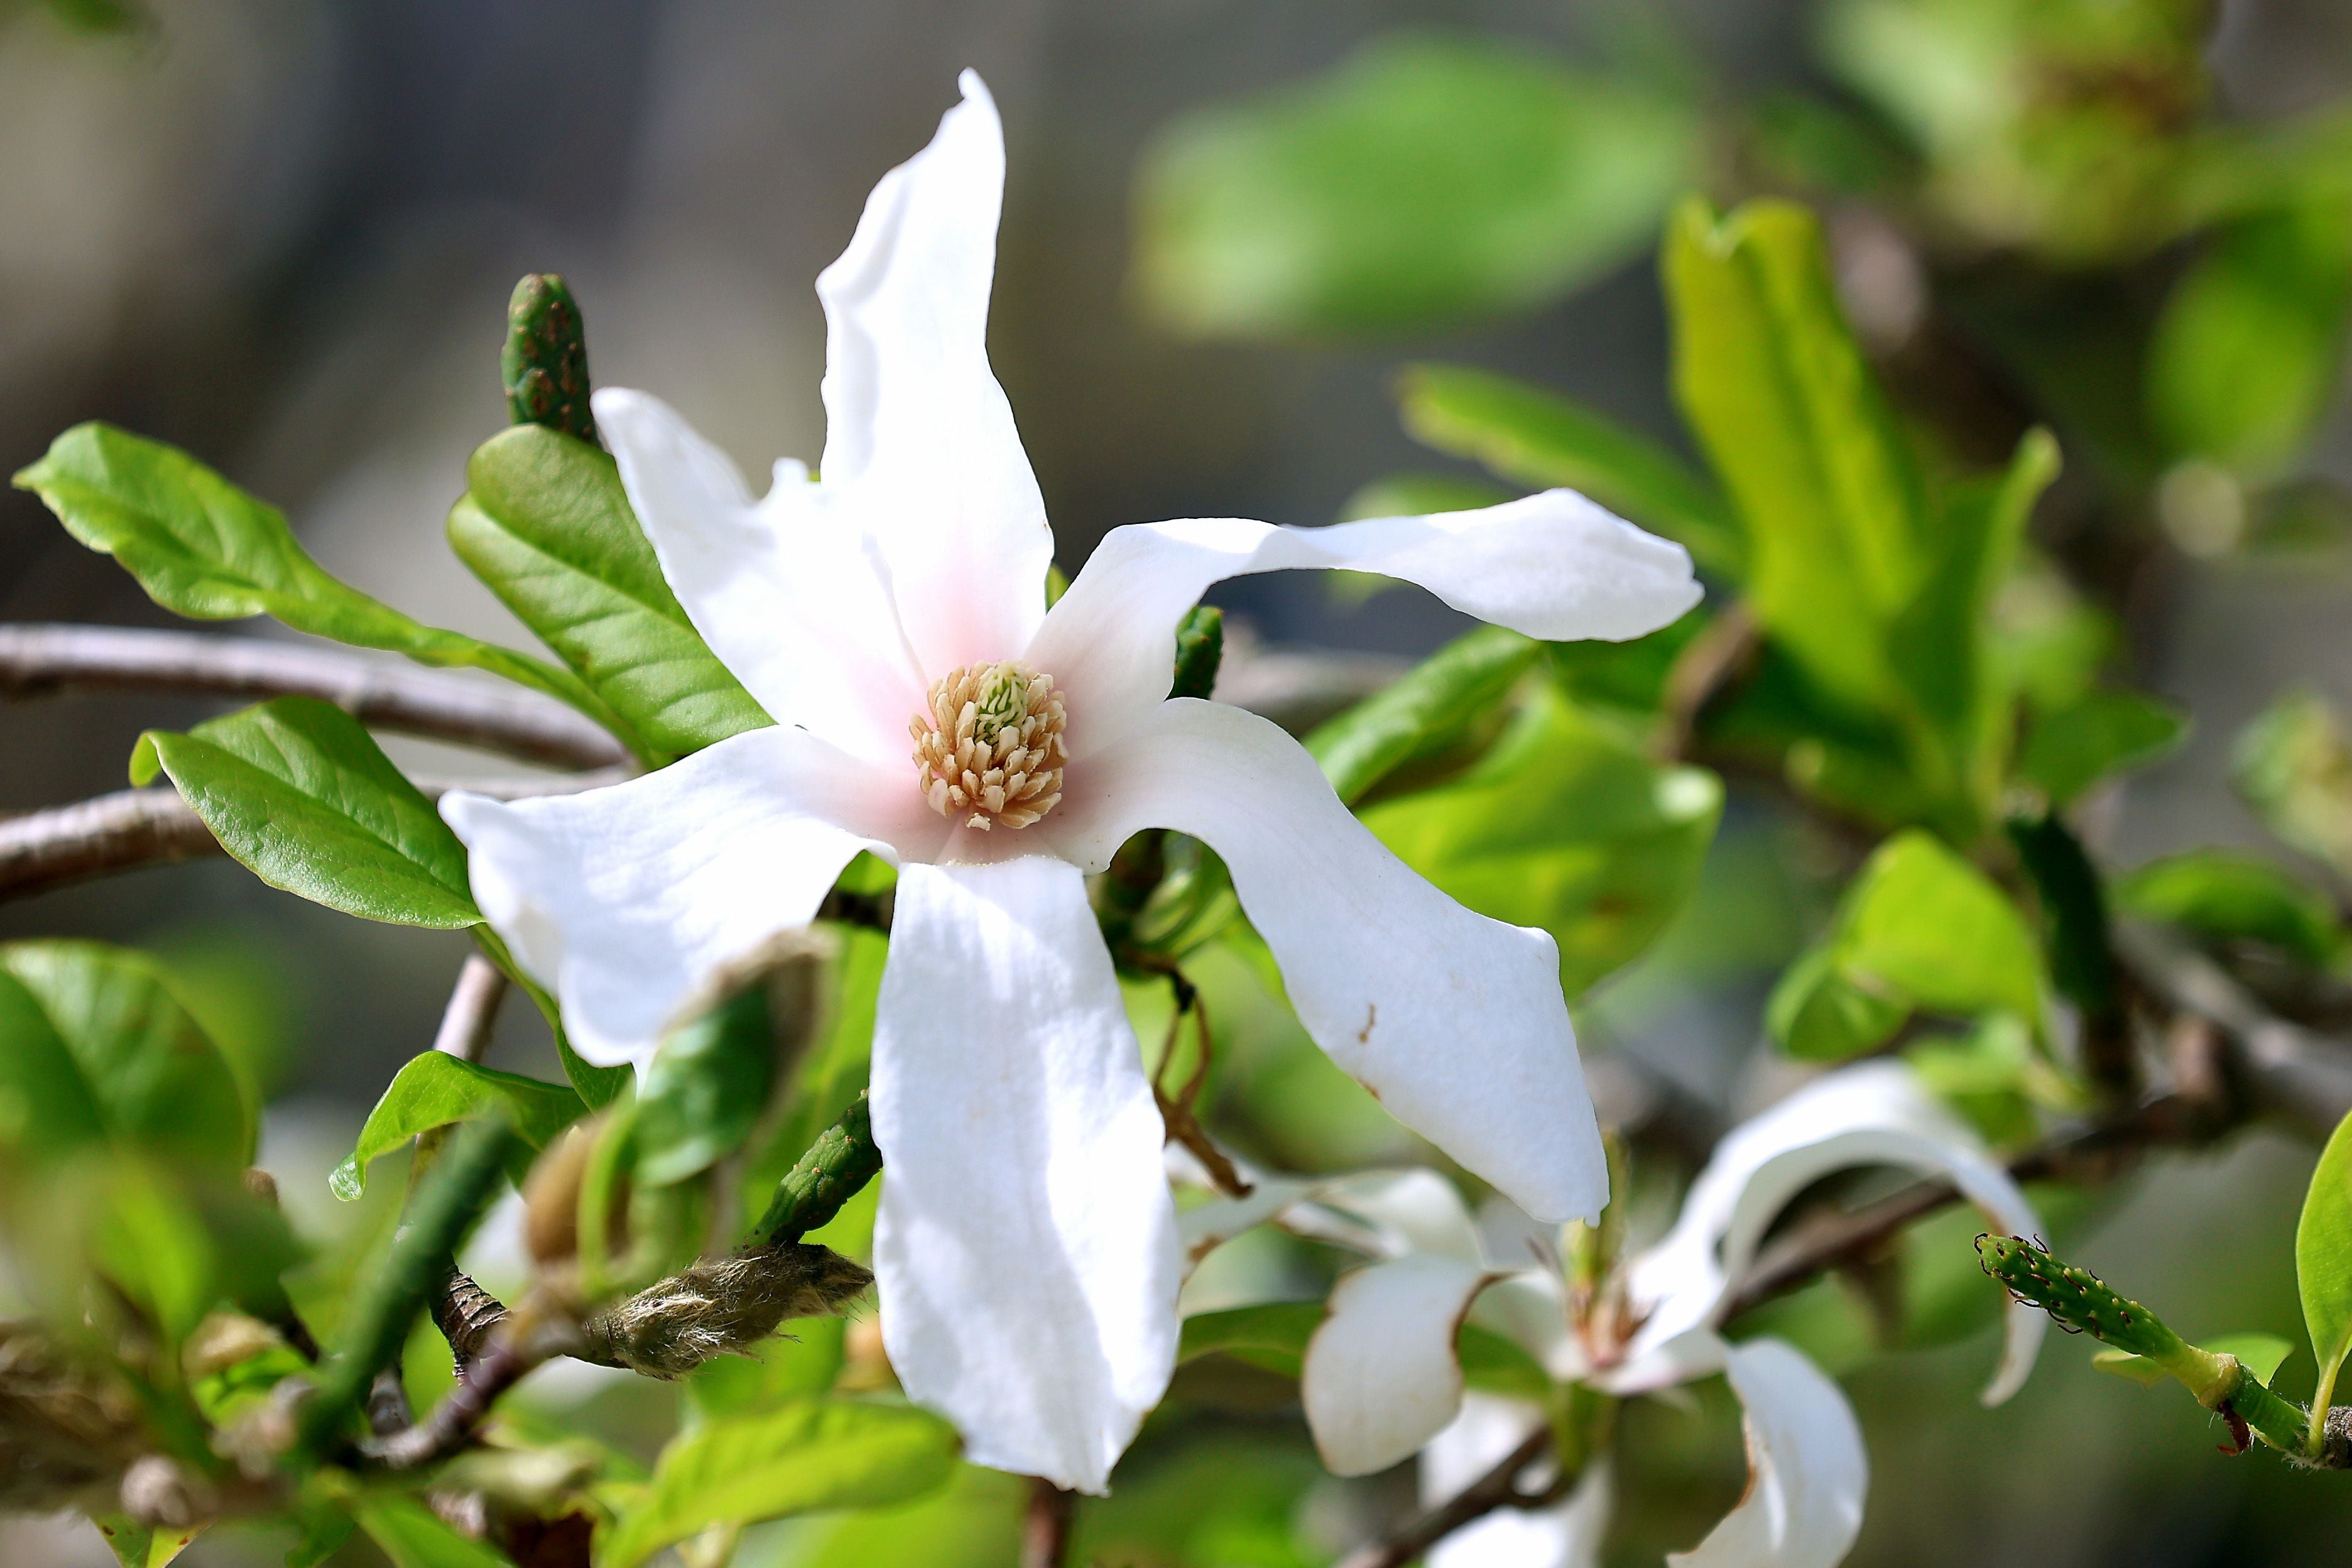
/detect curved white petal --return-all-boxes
[441,726,939,1067]
[1472,1270,1580,1380]
[1669,1338,1865,1568]
[1044,698,1606,1225]
[1175,1177,1312,1277]
[870,858,1180,1493]
[1424,1396,1611,1568]
[1026,495,1701,756]
[1616,1062,2043,1405]
[594,388,929,764]
[1314,1170,1485,1265]
[815,70,1052,677]
[1303,1255,1489,1477]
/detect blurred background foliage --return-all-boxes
[12,0,2352,1565]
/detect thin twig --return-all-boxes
[1335,1425,1555,1568]
[0,623,626,769]
[0,768,628,904]
[431,954,509,1065]
[1653,602,1757,762]
[1020,1478,1078,1568]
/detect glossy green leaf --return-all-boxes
[2115,850,2346,970]
[597,1399,960,1568]
[2019,689,2189,807]
[635,984,776,1187]
[2149,197,2352,475]
[12,422,611,730]
[1133,35,1699,335]
[93,1517,202,1568]
[1306,626,1538,805]
[131,697,479,929]
[356,1494,519,1568]
[2297,1104,2352,1435]
[1666,197,1928,712]
[1397,362,1740,574]
[0,942,249,1172]
[1364,689,1723,996]
[332,1052,584,1199]
[450,426,769,759]
[1836,831,2045,1024]
[2233,688,2352,879]
[1178,1301,1324,1376]
[1765,945,1909,1063]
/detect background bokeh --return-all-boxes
[8,1,2352,1564]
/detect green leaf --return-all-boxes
[449,427,770,759]
[2233,688,2352,880]
[131,697,479,928]
[332,1052,584,1199]
[2096,1332,2294,1390]
[1364,689,1723,996]
[1834,830,2045,1025]
[0,942,249,1173]
[2019,689,2189,807]
[1886,428,2062,821]
[93,1517,201,1568]
[1396,363,1741,574]
[11,422,615,733]
[2297,1104,2352,1437]
[2005,810,2119,1020]
[744,922,889,1216]
[1132,34,1699,335]
[597,1399,960,1568]
[1665,197,1929,712]
[1339,472,1515,528]
[1766,945,1910,1062]
[636,984,777,1188]
[356,1494,519,1568]
[1306,626,1539,805]
[2115,850,2346,971]
[2149,197,2352,475]
[1178,1301,1324,1377]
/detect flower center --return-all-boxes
[909,662,1067,831]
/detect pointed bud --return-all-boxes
[503,273,597,444]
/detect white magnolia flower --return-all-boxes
[1182,1061,2044,1564]
[437,73,1699,1492]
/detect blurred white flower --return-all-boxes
[1181,1061,2044,1565]
[439,72,1701,1492]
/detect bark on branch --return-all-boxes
[0,623,626,769]
[0,770,627,905]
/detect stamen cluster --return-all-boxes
[910,661,1067,830]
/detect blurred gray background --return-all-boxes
[8,3,2352,1565]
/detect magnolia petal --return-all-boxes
[1175,1177,1311,1277]
[593,388,928,765]
[1026,494,1700,756]
[1304,1255,1489,1477]
[1424,1395,1611,1568]
[440,726,937,1067]
[1619,1062,2043,1405]
[1313,1170,1485,1265]
[1669,1338,1865,1568]
[815,70,1052,676]
[1045,698,1606,1224]
[870,857,1180,1493]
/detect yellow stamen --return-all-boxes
[910,662,1067,831]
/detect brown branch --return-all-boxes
[0,623,626,770]
[431,954,509,1065]
[1020,1479,1077,1568]
[2114,918,2352,1139]
[1654,602,1757,762]
[1335,1424,1555,1568]
[0,768,628,905]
